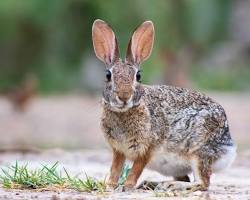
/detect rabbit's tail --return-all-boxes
[212,121,237,171]
[211,125,236,172]
[212,144,236,172]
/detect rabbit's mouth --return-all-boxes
[102,93,141,112]
[104,95,138,112]
[110,100,134,112]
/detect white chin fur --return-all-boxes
[212,145,237,172]
[110,98,134,112]
[110,105,131,112]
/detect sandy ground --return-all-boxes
[0,149,250,200]
[0,93,249,199]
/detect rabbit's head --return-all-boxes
[92,19,154,112]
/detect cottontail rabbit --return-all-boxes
[92,19,236,191]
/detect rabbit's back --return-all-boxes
[144,85,234,155]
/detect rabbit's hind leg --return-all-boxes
[137,175,190,191]
[158,158,211,193]
[190,157,212,191]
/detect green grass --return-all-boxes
[118,164,131,186]
[0,161,65,189]
[0,161,106,192]
[0,161,131,193]
[63,169,106,193]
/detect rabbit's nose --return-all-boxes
[117,91,131,103]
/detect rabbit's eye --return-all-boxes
[136,70,141,82]
[106,70,112,81]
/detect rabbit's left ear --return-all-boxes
[92,19,120,66]
[126,21,154,65]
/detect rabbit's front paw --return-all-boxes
[106,181,117,192]
[155,181,207,193]
[115,184,135,192]
[113,180,136,192]
[124,184,135,192]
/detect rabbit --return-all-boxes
[92,19,236,191]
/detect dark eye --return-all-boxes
[136,70,141,82]
[106,69,111,81]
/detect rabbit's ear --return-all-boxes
[126,21,154,65]
[92,19,120,66]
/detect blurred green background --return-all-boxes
[1,0,250,93]
[0,0,249,151]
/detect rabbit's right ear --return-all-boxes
[126,21,154,65]
[92,19,120,66]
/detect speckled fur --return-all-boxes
[93,19,236,190]
[102,83,234,160]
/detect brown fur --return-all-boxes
[107,150,125,187]
[125,152,152,187]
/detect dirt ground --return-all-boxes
[0,93,249,199]
[0,149,250,200]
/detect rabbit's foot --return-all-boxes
[137,178,190,191]
[115,184,135,192]
[106,185,116,192]
[105,181,117,192]
[155,181,207,193]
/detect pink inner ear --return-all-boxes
[131,22,154,64]
[92,21,116,65]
